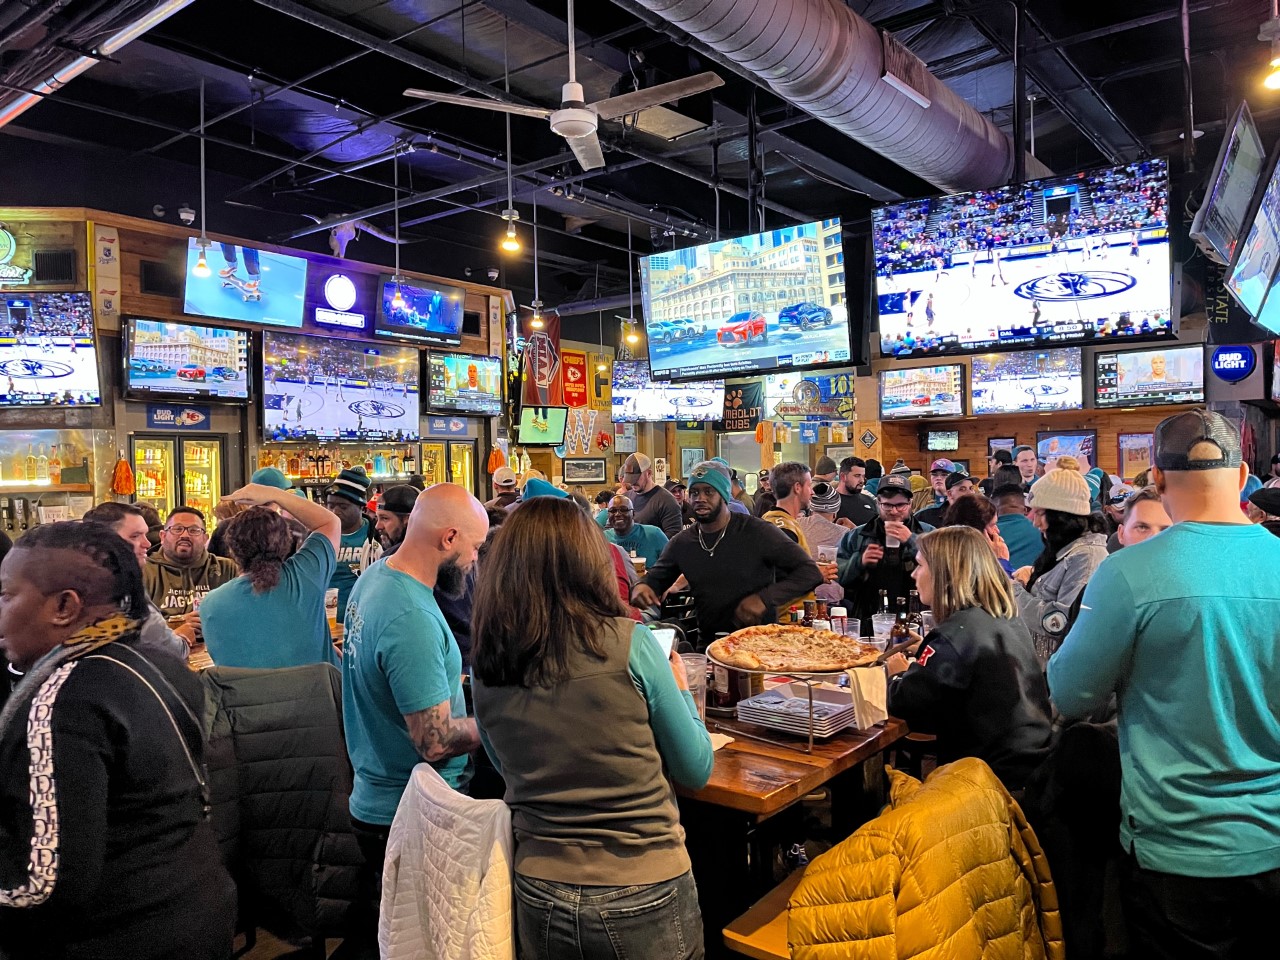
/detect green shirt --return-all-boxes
[201,533,337,669]
[342,560,470,824]
[330,518,373,624]
[604,523,669,567]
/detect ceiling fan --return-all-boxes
[404,0,722,171]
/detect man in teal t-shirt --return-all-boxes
[341,482,490,929]
[1049,411,1280,954]
[603,495,669,566]
[325,467,382,623]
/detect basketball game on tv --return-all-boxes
[873,159,1173,357]
[0,292,101,406]
[970,348,1082,415]
[262,331,419,442]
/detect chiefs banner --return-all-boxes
[562,350,588,408]
[520,312,562,405]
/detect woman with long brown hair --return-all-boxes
[884,525,1053,792]
[199,482,341,669]
[472,497,712,960]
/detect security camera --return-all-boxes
[487,266,500,281]
[464,267,473,277]
[178,204,196,225]
[152,204,166,219]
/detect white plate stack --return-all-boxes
[735,682,857,739]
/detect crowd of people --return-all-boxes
[0,411,1277,959]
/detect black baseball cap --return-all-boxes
[989,449,1013,465]
[945,471,974,490]
[876,474,913,500]
[1154,410,1242,472]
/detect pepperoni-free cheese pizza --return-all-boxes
[707,624,881,673]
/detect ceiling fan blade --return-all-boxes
[591,72,724,121]
[568,131,606,171]
[403,89,552,119]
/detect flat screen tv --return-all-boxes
[970,347,1082,415]
[0,292,101,406]
[182,238,307,328]
[124,317,250,402]
[1036,429,1098,470]
[611,360,724,422]
[1094,344,1204,408]
[878,364,964,420]
[925,430,959,451]
[427,352,502,416]
[261,330,420,442]
[517,405,567,445]
[1190,102,1267,267]
[639,218,853,382]
[872,158,1173,357]
[1227,144,1280,317]
[375,278,465,346]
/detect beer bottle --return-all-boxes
[907,590,924,631]
[890,603,911,642]
[879,589,889,617]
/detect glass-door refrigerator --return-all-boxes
[447,440,477,495]
[130,435,228,523]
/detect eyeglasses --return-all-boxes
[164,524,206,536]
[879,500,912,510]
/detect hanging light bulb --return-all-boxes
[596,359,608,372]
[390,282,406,312]
[500,217,521,253]
[625,323,640,345]
[530,299,545,329]
[192,238,211,277]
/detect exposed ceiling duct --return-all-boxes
[0,0,199,130]
[609,0,1053,194]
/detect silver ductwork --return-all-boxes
[612,0,1052,193]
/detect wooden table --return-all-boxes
[678,716,908,960]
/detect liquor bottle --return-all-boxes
[879,589,889,618]
[0,498,10,531]
[48,444,61,484]
[404,445,417,474]
[275,450,288,473]
[287,449,301,477]
[364,450,374,474]
[907,590,923,631]
[374,450,387,476]
[890,602,911,642]
[25,444,37,482]
[389,448,402,474]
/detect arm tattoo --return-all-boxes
[405,703,478,762]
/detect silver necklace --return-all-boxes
[697,522,728,556]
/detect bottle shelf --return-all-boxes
[0,483,93,494]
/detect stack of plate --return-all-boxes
[736,683,857,739]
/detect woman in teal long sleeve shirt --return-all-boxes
[471,497,712,960]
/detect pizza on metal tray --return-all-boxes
[707,623,880,673]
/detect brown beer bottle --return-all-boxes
[890,599,911,642]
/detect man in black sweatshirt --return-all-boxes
[631,461,822,642]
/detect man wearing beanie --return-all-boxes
[1011,456,1107,661]
[631,461,821,640]
[800,480,850,562]
[325,466,383,624]
[1050,411,1280,954]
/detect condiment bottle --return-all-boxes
[830,606,849,635]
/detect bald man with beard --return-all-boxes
[341,483,490,932]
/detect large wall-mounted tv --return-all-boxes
[376,277,465,346]
[970,347,1082,415]
[517,405,567,446]
[1190,102,1267,267]
[878,364,964,420]
[124,317,250,403]
[261,331,420,441]
[639,218,853,382]
[873,158,1173,357]
[611,360,724,423]
[1094,344,1204,408]
[427,352,502,416]
[183,238,307,328]
[0,292,101,406]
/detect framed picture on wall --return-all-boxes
[988,436,1017,457]
[1117,433,1155,481]
[951,459,971,474]
[825,444,856,466]
[563,459,607,484]
[680,447,705,478]
[1035,429,1098,470]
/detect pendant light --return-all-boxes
[191,77,212,277]
[390,142,405,312]
[624,217,639,345]
[529,192,544,328]
[595,265,608,372]
[499,21,521,253]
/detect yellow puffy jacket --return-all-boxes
[788,758,1065,960]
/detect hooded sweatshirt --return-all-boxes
[144,551,239,618]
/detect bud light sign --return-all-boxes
[147,404,211,430]
[1210,346,1256,384]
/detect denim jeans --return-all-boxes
[514,870,704,960]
